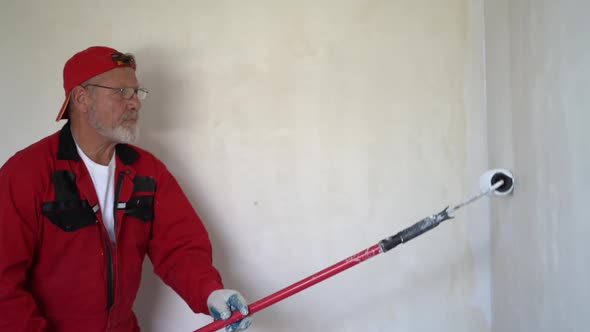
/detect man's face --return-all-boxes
[87,67,141,144]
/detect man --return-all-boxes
[0,46,251,332]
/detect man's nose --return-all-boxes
[127,92,141,111]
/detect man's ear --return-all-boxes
[70,86,91,114]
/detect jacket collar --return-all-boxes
[57,122,138,165]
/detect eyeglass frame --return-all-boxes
[83,84,148,100]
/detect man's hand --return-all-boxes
[207,289,252,332]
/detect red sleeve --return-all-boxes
[0,155,48,331]
[147,165,224,314]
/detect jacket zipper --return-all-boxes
[107,171,126,311]
[105,239,115,310]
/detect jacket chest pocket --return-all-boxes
[122,175,156,224]
[121,194,154,254]
[42,170,97,232]
[42,200,97,232]
[120,176,156,252]
[124,195,154,223]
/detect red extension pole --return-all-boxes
[194,204,457,332]
[194,243,383,332]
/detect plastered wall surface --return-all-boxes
[0,1,491,331]
[485,0,590,331]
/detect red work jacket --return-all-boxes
[0,123,223,331]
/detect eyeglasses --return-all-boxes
[84,84,148,100]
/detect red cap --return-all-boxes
[56,46,137,121]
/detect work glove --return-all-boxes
[207,289,252,332]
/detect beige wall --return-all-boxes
[485,0,590,331]
[0,1,491,331]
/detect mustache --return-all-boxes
[122,111,139,121]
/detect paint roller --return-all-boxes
[193,169,515,332]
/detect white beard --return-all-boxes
[89,105,139,144]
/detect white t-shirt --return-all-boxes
[75,143,117,244]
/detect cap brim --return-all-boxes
[56,93,71,121]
